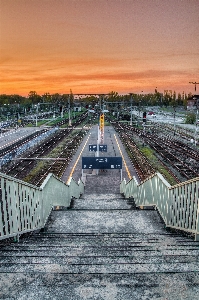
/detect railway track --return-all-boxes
[3,111,198,186]
[118,130,155,182]
[27,130,87,186]
[0,129,47,158]
[155,123,195,143]
[1,112,91,185]
[112,121,199,183]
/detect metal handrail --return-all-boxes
[120,172,199,241]
[0,172,84,241]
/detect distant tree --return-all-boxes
[173,91,176,101]
[61,94,69,104]
[0,94,9,105]
[51,93,61,103]
[69,89,74,106]
[170,99,176,107]
[107,91,119,102]
[28,91,41,104]
[177,93,182,101]
[185,112,195,124]
[85,95,98,107]
[187,92,192,99]
[42,92,52,103]
[163,94,171,107]
[183,98,188,109]
[0,94,26,105]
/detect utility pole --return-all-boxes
[35,104,38,127]
[189,81,199,92]
[68,95,71,126]
[129,93,133,126]
[99,95,102,110]
[194,97,198,147]
[173,105,176,136]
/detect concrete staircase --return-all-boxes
[1,192,199,299]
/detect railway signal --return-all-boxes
[99,113,104,143]
[143,111,146,122]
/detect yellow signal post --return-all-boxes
[99,113,104,143]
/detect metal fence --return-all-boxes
[0,172,84,241]
[120,172,199,241]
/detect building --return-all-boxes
[187,95,199,110]
[73,103,82,112]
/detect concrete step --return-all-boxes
[84,171,121,194]
[46,209,166,234]
[80,193,124,200]
[72,198,134,210]
[1,253,199,265]
[1,232,199,273]
[1,272,199,300]
[2,232,197,247]
[1,191,198,298]
[1,259,199,274]
[19,231,197,244]
[1,246,199,257]
[72,193,136,210]
[0,252,199,274]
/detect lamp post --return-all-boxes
[173,104,176,136]
[68,95,71,126]
[140,91,144,117]
[129,93,133,126]
[194,97,198,146]
[35,103,39,127]
[99,95,102,111]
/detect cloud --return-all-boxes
[1,57,197,95]
[0,67,196,84]
[0,55,14,64]
[26,69,195,83]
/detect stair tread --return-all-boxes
[1,261,199,273]
[46,210,166,234]
[1,272,199,300]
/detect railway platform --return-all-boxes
[61,124,139,191]
[0,127,42,150]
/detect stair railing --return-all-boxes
[120,172,199,241]
[0,172,84,241]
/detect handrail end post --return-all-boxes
[13,233,20,243]
[195,233,199,241]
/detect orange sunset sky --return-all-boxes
[0,0,199,96]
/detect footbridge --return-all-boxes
[0,125,199,299]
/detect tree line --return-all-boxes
[0,90,190,108]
